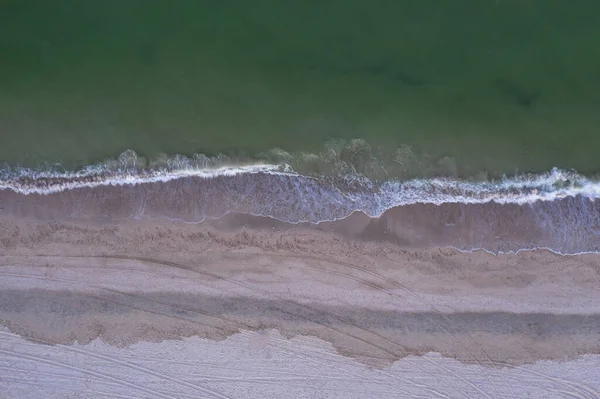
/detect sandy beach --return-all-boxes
[1,211,599,398]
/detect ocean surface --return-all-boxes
[2,1,600,253]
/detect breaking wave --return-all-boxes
[1,149,599,254]
[1,149,598,205]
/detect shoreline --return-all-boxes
[2,169,600,254]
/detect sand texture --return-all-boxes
[1,214,599,398]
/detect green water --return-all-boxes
[1,0,600,176]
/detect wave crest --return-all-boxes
[2,149,600,254]
[1,149,597,206]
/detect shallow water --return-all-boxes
[2,0,600,175]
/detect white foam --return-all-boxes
[340,168,599,218]
[2,148,599,207]
[2,157,600,207]
[0,163,288,195]
[3,153,600,254]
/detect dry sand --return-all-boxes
[1,213,599,398]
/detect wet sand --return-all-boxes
[1,213,599,398]
[3,173,600,254]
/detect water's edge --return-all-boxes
[1,149,599,255]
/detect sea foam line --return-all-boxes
[1,148,600,209]
[450,245,600,256]
[3,161,600,255]
[0,164,288,195]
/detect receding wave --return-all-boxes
[1,149,599,254]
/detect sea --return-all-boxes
[2,0,600,254]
